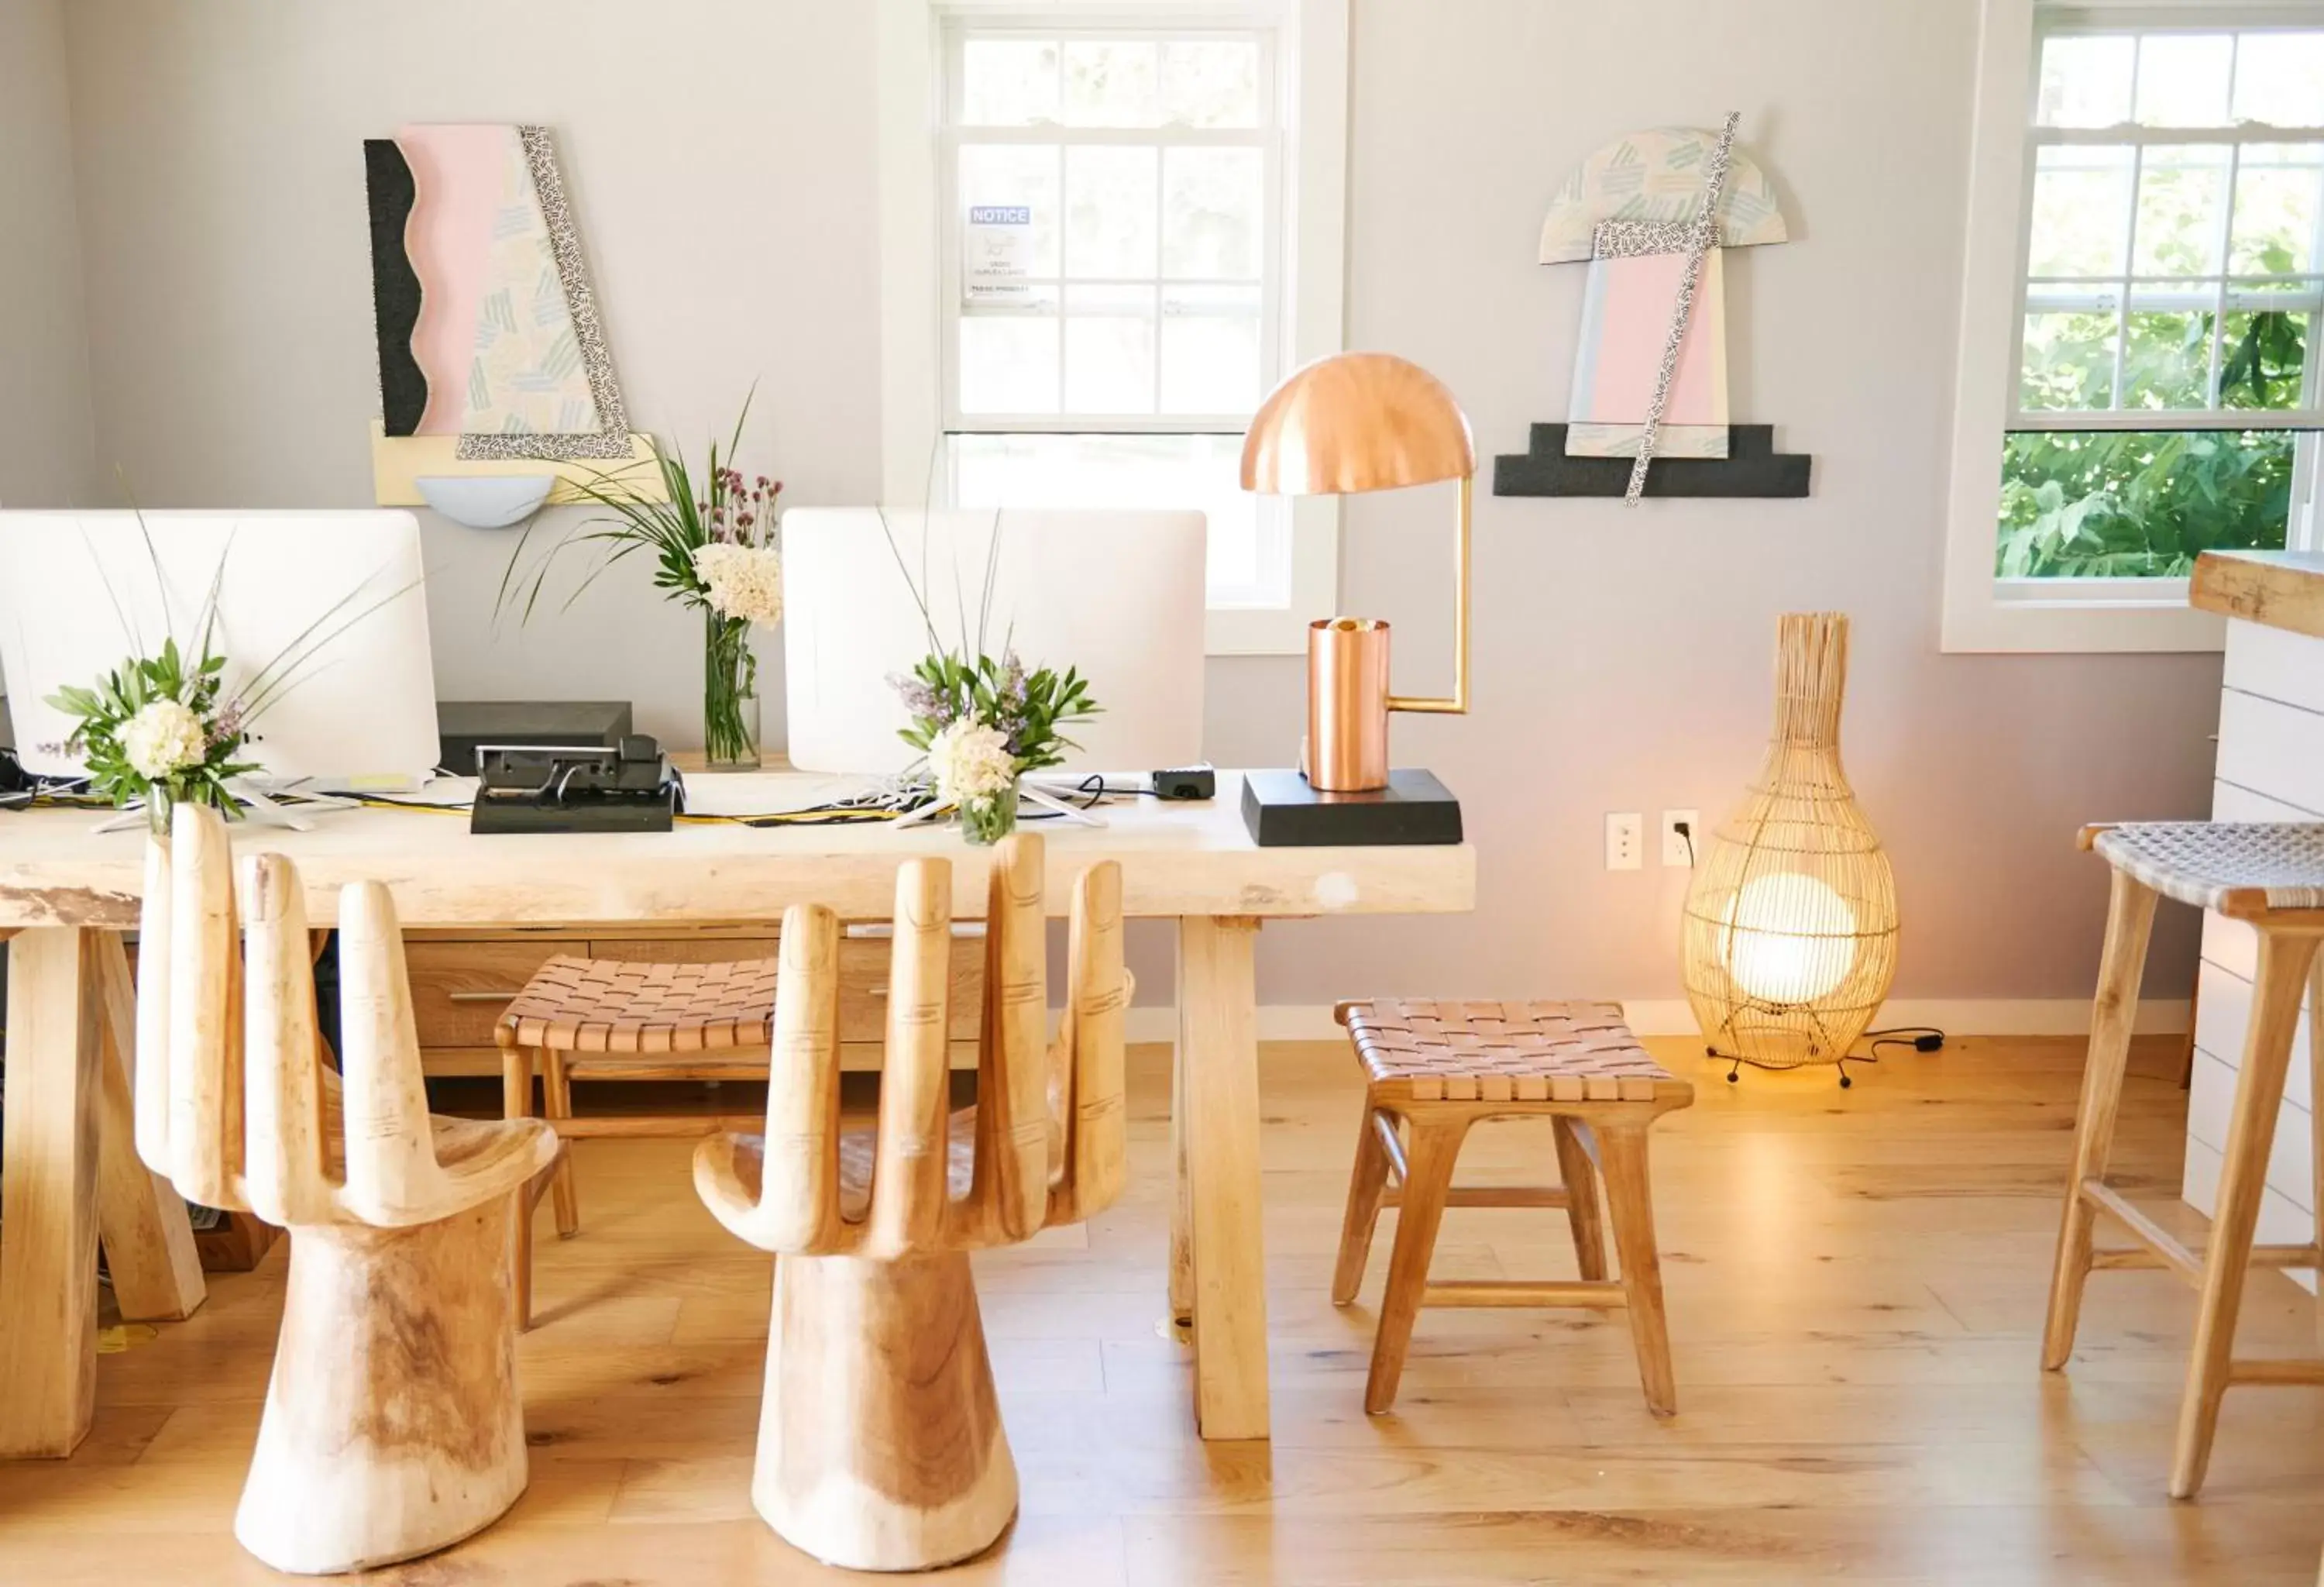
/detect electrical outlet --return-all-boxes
[1662,809,1700,868]
[1605,811,1643,871]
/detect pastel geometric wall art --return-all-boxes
[1497,116,1811,501]
[365,122,658,511]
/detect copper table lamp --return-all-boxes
[1241,352,1474,793]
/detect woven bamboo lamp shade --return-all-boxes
[1680,612,1898,1084]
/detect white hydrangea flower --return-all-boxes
[693,542,784,625]
[120,698,210,780]
[928,718,1017,803]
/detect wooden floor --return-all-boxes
[5,1034,2323,1584]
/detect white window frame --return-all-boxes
[1943,0,2324,652]
[876,0,1347,655]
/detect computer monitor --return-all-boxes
[782,508,1207,777]
[0,510,440,792]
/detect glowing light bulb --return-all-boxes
[1721,873,1858,1006]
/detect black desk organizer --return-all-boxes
[471,736,682,834]
[1493,423,1810,498]
[1240,769,1463,847]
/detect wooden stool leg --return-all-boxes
[499,1045,535,1327]
[1552,1117,1607,1282]
[2042,869,2159,1371]
[235,1199,527,1574]
[541,1048,579,1239]
[1363,1116,1467,1415]
[755,1251,1016,1572]
[1600,1121,1676,1417]
[1167,1025,1194,1327]
[2171,928,2318,1500]
[1332,1104,1393,1306]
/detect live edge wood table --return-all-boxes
[0,771,1474,1454]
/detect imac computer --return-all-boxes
[0,510,441,796]
[782,508,1208,781]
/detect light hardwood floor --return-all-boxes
[5,1034,2323,1585]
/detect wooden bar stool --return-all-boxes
[693,834,1128,1571]
[1331,999,1694,1416]
[2044,821,2324,1499]
[137,805,559,1575]
[495,955,780,1322]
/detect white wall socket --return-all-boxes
[1661,809,1700,868]
[1605,811,1643,870]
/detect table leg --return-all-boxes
[1168,1006,1194,1326]
[1176,915,1270,1441]
[91,933,205,1322]
[0,928,105,1458]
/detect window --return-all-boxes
[943,20,1287,610]
[878,2,1346,654]
[1944,2,2324,651]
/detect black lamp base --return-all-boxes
[1239,769,1463,847]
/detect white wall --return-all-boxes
[25,0,2218,1011]
[0,0,98,511]
[57,0,885,742]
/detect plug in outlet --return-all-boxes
[1605,812,1643,871]
[1661,810,1700,868]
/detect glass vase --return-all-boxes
[958,783,1020,846]
[145,783,174,837]
[703,612,760,771]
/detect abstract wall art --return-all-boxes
[1495,115,1812,502]
[364,123,662,512]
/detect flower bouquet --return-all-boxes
[880,511,1099,845]
[501,398,782,769]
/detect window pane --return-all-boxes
[2133,145,2229,277]
[2136,34,2233,126]
[1161,319,1260,414]
[960,146,1060,277]
[2233,33,2324,126]
[1064,146,1158,277]
[1063,40,1159,127]
[1161,41,1260,127]
[1996,429,2292,577]
[2021,311,2121,409]
[2220,305,2310,409]
[2028,146,2133,278]
[962,40,1059,126]
[1064,284,1157,412]
[949,432,1276,603]
[959,317,1059,414]
[1163,148,1264,278]
[2037,35,2134,127]
[2121,307,2214,408]
[2232,144,2324,274]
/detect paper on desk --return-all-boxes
[679,771,894,818]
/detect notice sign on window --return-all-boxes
[964,205,1033,303]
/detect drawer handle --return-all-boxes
[446,990,524,1003]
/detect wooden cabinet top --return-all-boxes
[2192,549,2324,641]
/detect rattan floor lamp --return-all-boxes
[1681,612,1897,1086]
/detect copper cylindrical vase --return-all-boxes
[1307,618,1391,792]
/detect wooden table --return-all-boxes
[0,773,1473,1454]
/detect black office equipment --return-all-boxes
[470,735,681,834]
[437,701,632,776]
[1150,764,1216,800]
[1240,768,1463,847]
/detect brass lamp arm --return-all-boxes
[1384,474,1472,716]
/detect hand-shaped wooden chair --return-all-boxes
[134,805,560,1575]
[694,834,1126,1572]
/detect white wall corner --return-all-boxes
[876,0,945,508]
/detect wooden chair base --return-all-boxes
[754,1251,1018,1572]
[237,1197,528,1575]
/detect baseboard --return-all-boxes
[1120,998,2191,1045]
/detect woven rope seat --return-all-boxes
[494,955,779,1055]
[2092,821,2324,914]
[1340,998,1680,1103]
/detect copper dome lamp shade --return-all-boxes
[1239,352,1475,792]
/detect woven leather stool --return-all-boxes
[2044,821,2324,1499]
[1331,998,1693,1415]
[496,955,781,1324]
